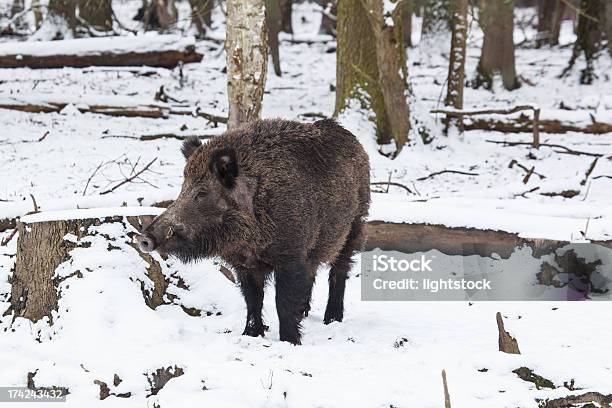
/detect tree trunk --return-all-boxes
[444,0,468,129]
[420,0,450,43]
[445,0,469,109]
[225,0,268,130]
[335,0,410,152]
[143,0,178,32]
[537,0,565,47]
[319,0,337,36]
[280,0,292,33]
[7,212,169,323]
[604,0,612,56]
[550,0,566,46]
[188,0,214,38]
[475,0,519,91]
[563,0,605,84]
[32,0,77,40]
[10,0,24,17]
[368,0,410,151]
[419,0,450,55]
[265,0,282,76]
[32,0,43,29]
[77,0,113,33]
[398,0,413,47]
[536,0,554,47]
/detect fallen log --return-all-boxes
[0,100,169,118]
[0,35,203,69]
[0,95,229,122]
[364,221,566,259]
[432,105,541,148]
[539,392,612,408]
[6,207,168,322]
[465,114,612,135]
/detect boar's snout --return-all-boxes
[136,233,157,253]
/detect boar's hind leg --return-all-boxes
[237,269,268,337]
[275,260,312,345]
[324,220,365,325]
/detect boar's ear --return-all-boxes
[210,147,238,188]
[181,137,202,160]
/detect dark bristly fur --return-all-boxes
[139,118,370,345]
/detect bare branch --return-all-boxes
[416,170,479,181]
[99,158,158,195]
[486,140,602,157]
[371,181,414,195]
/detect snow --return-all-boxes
[0,2,612,407]
[0,33,196,57]
[21,207,164,224]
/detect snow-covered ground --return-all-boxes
[1,2,612,407]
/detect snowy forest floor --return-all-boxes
[1,2,612,407]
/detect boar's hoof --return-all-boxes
[242,323,268,338]
[323,308,344,325]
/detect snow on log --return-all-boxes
[7,207,175,323]
[0,93,228,121]
[0,34,203,69]
[432,107,612,134]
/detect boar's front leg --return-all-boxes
[237,269,268,337]
[275,260,312,345]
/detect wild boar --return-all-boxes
[137,118,370,344]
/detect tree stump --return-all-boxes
[8,208,165,323]
[496,312,521,354]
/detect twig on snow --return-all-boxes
[486,140,602,158]
[371,182,413,195]
[99,158,158,195]
[416,170,479,181]
[580,158,599,186]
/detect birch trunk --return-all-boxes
[445,0,468,110]
[225,0,268,130]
